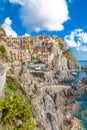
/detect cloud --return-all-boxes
[64,37,80,47]
[77,32,87,43]
[2,17,17,37]
[22,33,31,37]
[64,29,81,47]
[64,29,87,51]
[8,0,70,32]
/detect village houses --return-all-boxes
[4,34,65,67]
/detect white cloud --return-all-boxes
[77,32,87,43]
[8,0,70,32]
[64,29,87,51]
[2,17,17,37]
[22,33,31,37]
[5,17,12,25]
[64,36,80,47]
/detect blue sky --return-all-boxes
[0,0,87,60]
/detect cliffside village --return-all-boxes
[0,24,70,73]
[0,26,70,97]
[1,32,69,71]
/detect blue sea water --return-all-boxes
[69,60,87,84]
[70,60,87,130]
[79,60,87,67]
[69,71,87,84]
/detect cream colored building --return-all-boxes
[5,35,22,46]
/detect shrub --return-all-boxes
[0,45,6,54]
[0,80,37,130]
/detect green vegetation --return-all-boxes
[62,50,71,55]
[58,42,65,50]
[6,70,13,76]
[62,50,74,60]
[0,80,36,130]
[0,45,6,54]
[58,42,75,60]
[0,45,9,61]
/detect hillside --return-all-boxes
[52,38,80,73]
[0,27,82,130]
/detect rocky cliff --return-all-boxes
[52,41,81,74]
[31,75,87,130]
[2,60,85,130]
[32,85,70,130]
[11,66,83,130]
[0,25,6,41]
[45,39,81,84]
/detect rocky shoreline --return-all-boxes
[81,66,87,71]
[0,60,85,130]
[8,63,86,130]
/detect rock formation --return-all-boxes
[31,77,87,130]
[12,66,84,130]
[44,42,81,85]
[0,25,6,42]
[32,85,70,130]
[52,42,81,74]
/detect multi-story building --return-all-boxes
[18,51,29,62]
[5,35,22,47]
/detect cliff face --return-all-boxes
[52,45,68,74]
[43,43,80,85]
[32,85,70,130]
[0,67,6,98]
[52,41,81,74]
[0,25,6,41]
[31,77,87,130]
[6,65,84,130]
[46,40,81,83]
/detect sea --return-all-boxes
[69,60,87,84]
[69,60,87,130]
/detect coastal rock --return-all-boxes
[31,77,87,130]
[81,66,87,71]
[32,85,70,130]
[50,44,81,83]
[68,59,80,70]
[52,46,68,74]
[8,65,86,130]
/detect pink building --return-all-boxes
[18,51,28,62]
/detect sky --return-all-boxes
[0,0,87,60]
